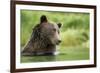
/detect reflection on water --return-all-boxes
[21,48,89,63]
[22,55,56,62]
[31,55,56,62]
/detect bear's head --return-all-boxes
[39,15,62,45]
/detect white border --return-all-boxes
[16,4,94,69]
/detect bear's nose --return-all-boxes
[58,40,61,43]
[56,40,62,45]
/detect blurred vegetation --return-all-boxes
[21,10,90,62]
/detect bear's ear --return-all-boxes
[57,23,62,28]
[40,15,48,23]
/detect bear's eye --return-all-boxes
[53,28,56,32]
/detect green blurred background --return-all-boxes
[21,10,90,63]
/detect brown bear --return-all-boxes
[22,15,62,56]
